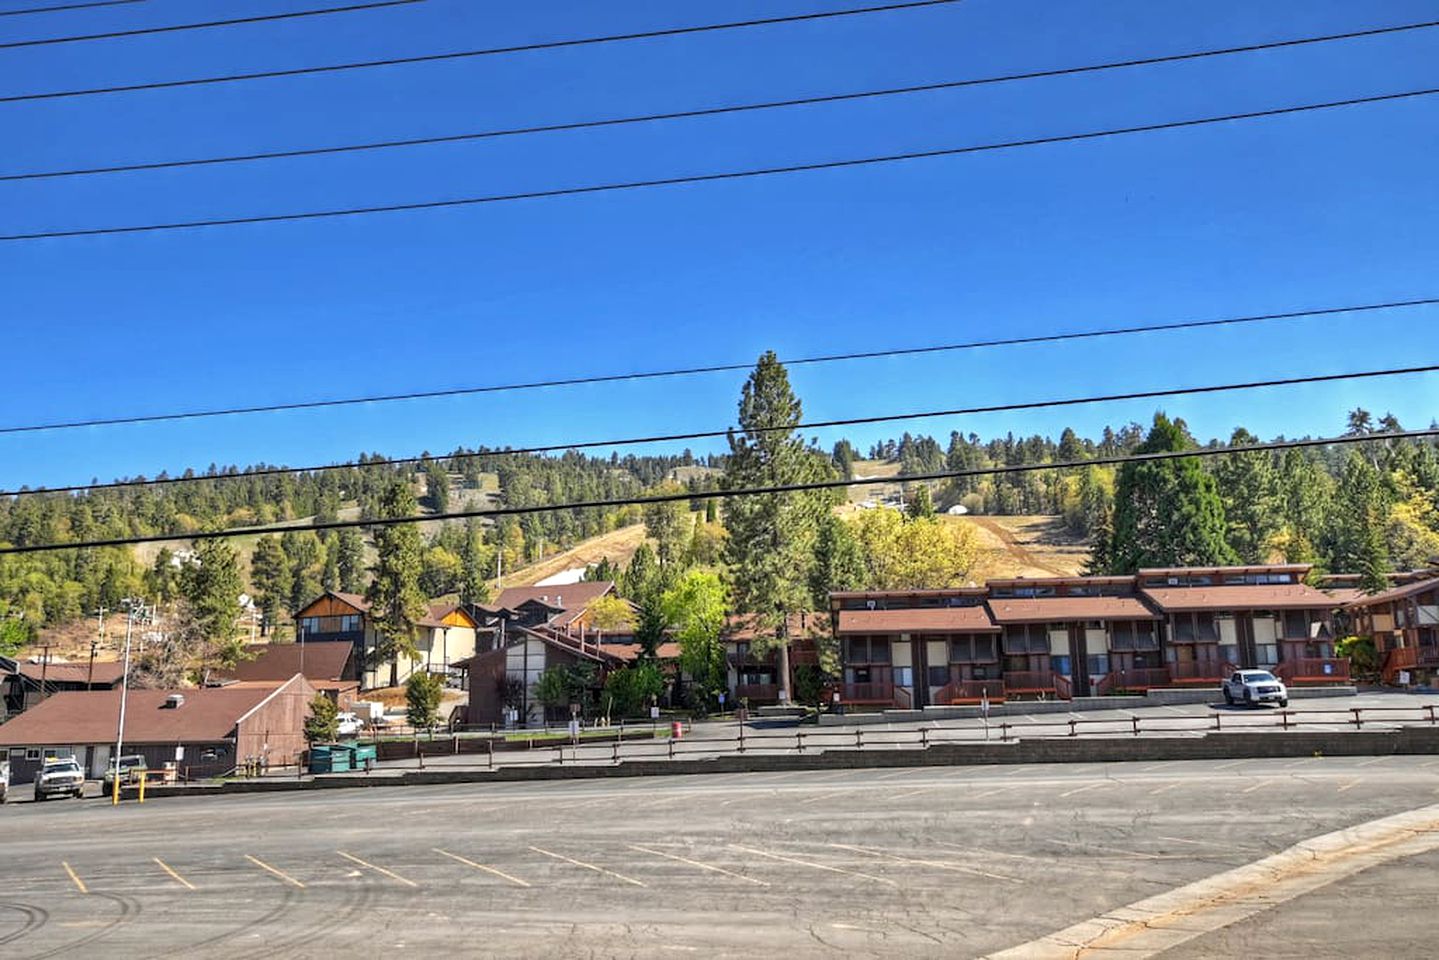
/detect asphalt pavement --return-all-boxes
[3,754,1438,958]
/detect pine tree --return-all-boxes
[336,528,366,593]
[181,536,245,667]
[458,518,492,606]
[722,353,834,698]
[1214,428,1281,563]
[304,693,339,743]
[809,513,866,607]
[249,536,290,637]
[366,481,427,687]
[1099,413,1236,573]
[1327,451,1390,590]
[281,529,326,616]
[907,484,936,520]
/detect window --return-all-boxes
[1111,622,1134,651]
[0,748,7,760]
[1086,654,1110,676]
[1283,610,1309,639]
[893,667,913,688]
[1052,656,1072,677]
[927,665,950,687]
[1133,621,1159,650]
[845,637,891,664]
[1256,644,1278,666]
[25,748,40,760]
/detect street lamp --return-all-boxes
[111,597,150,805]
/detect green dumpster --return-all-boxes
[350,743,377,767]
[308,744,353,774]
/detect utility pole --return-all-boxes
[111,599,140,805]
[38,643,52,701]
[87,639,98,688]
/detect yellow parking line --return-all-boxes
[528,846,646,887]
[889,787,935,801]
[153,857,196,891]
[62,861,88,895]
[432,848,530,888]
[337,851,419,888]
[1337,779,1363,793]
[627,844,769,886]
[1148,782,1181,796]
[245,854,305,889]
[728,843,897,886]
[1242,778,1276,794]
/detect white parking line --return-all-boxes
[1148,782,1181,796]
[528,846,646,887]
[728,844,897,885]
[798,791,847,805]
[432,848,530,887]
[1213,759,1248,771]
[889,787,935,801]
[872,768,925,781]
[827,842,1022,883]
[337,851,419,888]
[628,844,769,886]
[971,785,1013,800]
[1336,779,1363,793]
[1241,778,1276,795]
[1357,757,1391,767]
[1058,782,1108,799]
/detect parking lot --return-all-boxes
[4,754,1439,958]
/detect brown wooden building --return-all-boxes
[1345,575,1439,685]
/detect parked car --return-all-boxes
[0,761,9,804]
[1222,670,1289,708]
[34,757,85,801]
[335,712,364,737]
[102,755,148,795]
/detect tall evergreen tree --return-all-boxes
[249,535,290,638]
[366,481,427,687]
[1214,427,1281,563]
[335,528,366,593]
[809,513,867,607]
[722,353,834,699]
[1327,451,1391,591]
[181,536,245,667]
[1096,413,1236,573]
[458,518,492,605]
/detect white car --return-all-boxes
[34,757,86,801]
[336,712,364,736]
[1222,670,1289,708]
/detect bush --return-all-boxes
[304,693,338,743]
[603,664,665,718]
[1336,635,1379,679]
[406,672,444,732]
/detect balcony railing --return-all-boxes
[933,679,1005,705]
[1003,671,1054,693]
[1168,661,1230,683]
[735,683,780,703]
[1053,675,1072,701]
[1274,658,1350,683]
[1107,667,1173,690]
[842,682,895,703]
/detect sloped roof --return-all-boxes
[598,642,682,663]
[215,642,353,683]
[417,603,477,629]
[1141,583,1339,612]
[328,591,372,612]
[987,596,1159,623]
[0,677,310,747]
[494,582,615,626]
[724,612,822,642]
[1342,576,1439,610]
[836,606,1000,634]
[10,659,126,686]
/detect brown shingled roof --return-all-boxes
[12,660,126,686]
[724,612,822,642]
[598,642,682,663]
[1341,576,1439,610]
[987,596,1159,623]
[214,642,353,683]
[494,582,615,626]
[1141,583,1339,612]
[836,606,999,634]
[0,677,312,747]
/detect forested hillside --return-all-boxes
[2,403,1436,650]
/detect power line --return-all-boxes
[0,0,964,103]
[5,360,1436,500]
[0,0,144,17]
[8,17,1434,182]
[1,296,1432,438]
[3,428,1434,556]
[6,85,1434,243]
[0,0,425,48]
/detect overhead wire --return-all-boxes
[3,361,1436,499]
[5,85,1435,242]
[0,0,144,17]
[0,0,966,103]
[0,0,426,48]
[0,296,1432,437]
[6,17,1435,182]
[3,428,1435,555]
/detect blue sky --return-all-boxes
[2,0,1436,490]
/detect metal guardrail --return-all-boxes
[375,703,1439,771]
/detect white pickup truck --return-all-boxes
[1222,670,1289,708]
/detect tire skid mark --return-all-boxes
[21,892,140,960]
[0,902,48,946]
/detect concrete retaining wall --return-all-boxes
[127,723,1439,802]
